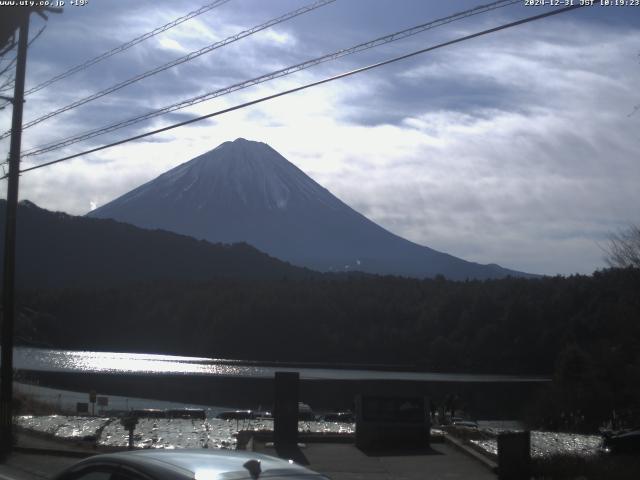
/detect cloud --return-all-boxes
[1,1,639,276]
[156,37,187,53]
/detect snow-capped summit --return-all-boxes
[105,138,340,213]
[89,138,530,279]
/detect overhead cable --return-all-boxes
[0,25,46,98]
[24,0,232,97]
[0,0,335,140]
[23,0,519,158]
[0,0,231,111]
[8,3,585,180]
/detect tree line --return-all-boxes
[14,267,640,430]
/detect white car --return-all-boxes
[53,449,330,480]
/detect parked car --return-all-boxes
[217,409,254,420]
[166,408,206,420]
[321,411,354,423]
[602,428,640,454]
[53,449,330,480]
[451,420,479,429]
[298,402,316,421]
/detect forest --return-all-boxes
[15,266,640,430]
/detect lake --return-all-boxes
[13,347,549,382]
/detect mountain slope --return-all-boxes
[89,138,532,280]
[0,200,311,289]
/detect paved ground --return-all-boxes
[0,433,497,480]
[0,452,77,480]
[253,440,497,480]
[0,433,95,479]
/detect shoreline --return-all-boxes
[18,369,544,418]
[14,381,225,416]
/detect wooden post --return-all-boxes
[274,371,299,447]
[0,9,30,458]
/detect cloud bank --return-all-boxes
[1,0,638,275]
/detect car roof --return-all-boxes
[61,449,327,480]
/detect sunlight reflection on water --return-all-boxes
[14,347,550,382]
[20,348,260,376]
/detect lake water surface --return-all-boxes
[14,347,549,382]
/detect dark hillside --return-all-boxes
[0,200,312,289]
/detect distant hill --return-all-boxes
[89,138,534,280]
[0,200,311,289]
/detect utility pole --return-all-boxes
[0,9,30,458]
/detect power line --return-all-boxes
[0,25,46,97]
[0,55,17,78]
[7,3,585,180]
[0,0,231,111]
[24,0,232,97]
[0,0,335,140]
[0,50,17,75]
[22,0,520,159]
[0,35,16,57]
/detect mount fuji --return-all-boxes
[89,138,530,280]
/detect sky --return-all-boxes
[0,0,638,276]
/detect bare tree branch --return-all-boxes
[604,225,640,269]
